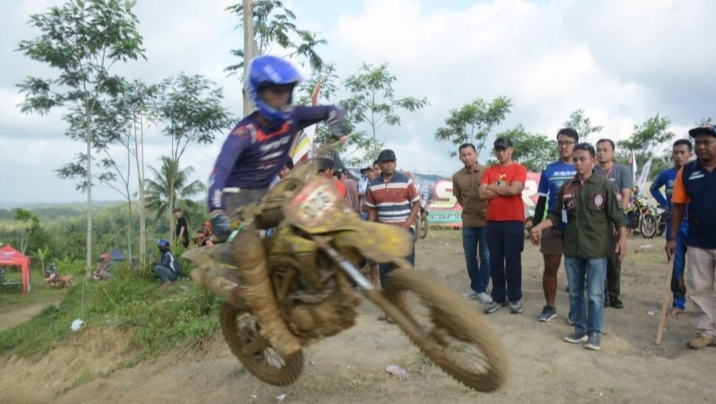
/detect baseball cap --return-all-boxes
[688,124,716,138]
[378,149,397,162]
[493,137,513,149]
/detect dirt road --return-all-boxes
[2,231,716,404]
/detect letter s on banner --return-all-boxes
[430,179,457,209]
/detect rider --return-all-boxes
[208,55,348,241]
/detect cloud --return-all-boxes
[1,0,713,204]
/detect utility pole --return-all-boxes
[242,0,256,117]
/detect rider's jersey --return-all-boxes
[650,166,688,226]
[208,106,343,211]
[537,160,576,230]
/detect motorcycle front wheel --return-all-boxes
[366,265,508,392]
[640,215,658,239]
[220,303,304,386]
[419,210,430,240]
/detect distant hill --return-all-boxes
[0,200,124,210]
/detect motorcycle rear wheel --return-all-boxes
[220,303,304,386]
[418,211,430,240]
[367,266,508,392]
[640,215,658,239]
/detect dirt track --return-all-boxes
[2,231,716,404]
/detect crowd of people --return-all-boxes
[446,125,716,352]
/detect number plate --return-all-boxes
[288,181,339,227]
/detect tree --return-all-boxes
[225,0,328,74]
[145,157,206,239]
[616,114,676,181]
[17,0,146,273]
[487,125,555,172]
[562,109,603,142]
[154,73,234,236]
[13,209,39,254]
[434,97,512,157]
[30,246,51,272]
[341,63,428,163]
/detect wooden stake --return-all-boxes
[656,261,675,345]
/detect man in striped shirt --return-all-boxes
[365,149,420,323]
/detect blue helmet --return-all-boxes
[157,239,170,247]
[245,55,304,124]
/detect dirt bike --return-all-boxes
[415,197,430,240]
[626,196,658,238]
[654,207,667,237]
[182,146,508,393]
[44,263,73,288]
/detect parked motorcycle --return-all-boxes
[182,145,508,393]
[653,207,667,237]
[415,195,430,240]
[44,263,73,288]
[626,196,658,238]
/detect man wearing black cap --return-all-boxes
[365,149,420,323]
[667,124,716,349]
[479,137,528,314]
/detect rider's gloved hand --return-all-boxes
[328,110,349,144]
[210,211,233,242]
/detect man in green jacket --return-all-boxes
[530,142,628,351]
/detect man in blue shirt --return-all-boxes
[207,55,347,240]
[650,139,693,316]
[533,128,579,322]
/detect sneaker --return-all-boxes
[509,300,523,314]
[462,290,478,300]
[564,331,588,344]
[538,306,557,322]
[687,334,716,350]
[476,292,492,304]
[610,297,624,309]
[584,332,601,351]
[484,301,506,314]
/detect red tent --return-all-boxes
[0,245,31,294]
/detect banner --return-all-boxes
[637,156,652,194]
[349,170,542,228]
[289,76,323,163]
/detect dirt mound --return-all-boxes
[1,327,132,404]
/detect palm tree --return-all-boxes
[145,156,206,241]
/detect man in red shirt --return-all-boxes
[479,137,528,314]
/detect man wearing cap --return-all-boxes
[316,157,347,198]
[452,143,491,304]
[173,207,189,248]
[365,149,420,323]
[479,137,528,314]
[667,124,716,349]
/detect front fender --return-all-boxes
[332,221,413,263]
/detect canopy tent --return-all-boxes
[0,245,31,294]
[108,248,126,262]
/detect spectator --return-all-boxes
[530,142,628,351]
[667,124,716,349]
[317,158,347,197]
[650,139,693,316]
[155,238,181,289]
[595,139,633,309]
[365,149,420,323]
[339,168,361,212]
[173,207,190,248]
[452,143,491,304]
[479,137,528,315]
[194,221,215,247]
[93,256,112,281]
[533,128,579,322]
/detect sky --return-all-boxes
[1,0,714,207]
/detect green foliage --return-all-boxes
[562,109,603,143]
[225,0,328,74]
[0,272,221,359]
[434,96,512,157]
[488,125,556,172]
[614,114,676,180]
[341,63,428,164]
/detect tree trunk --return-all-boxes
[139,83,147,268]
[85,104,93,275]
[242,0,255,116]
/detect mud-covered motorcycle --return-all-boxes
[182,151,508,393]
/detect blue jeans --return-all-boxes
[666,223,688,310]
[155,265,179,282]
[379,228,416,287]
[486,221,524,303]
[565,258,607,334]
[462,226,490,294]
